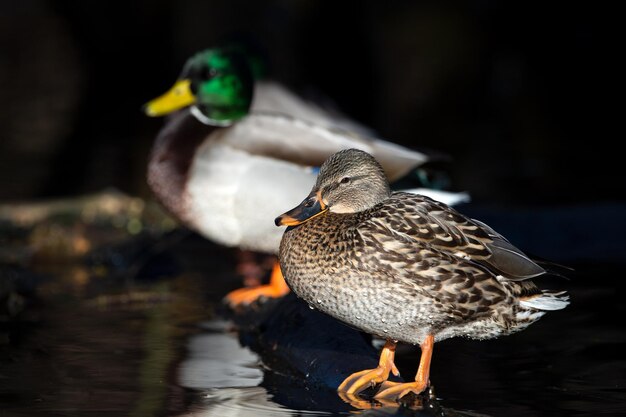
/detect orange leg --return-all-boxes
[224,260,290,306]
[375,334,434,400]
[337,340,400,395]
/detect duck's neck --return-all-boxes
[147,110,217,221]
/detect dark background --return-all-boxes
[0,2,619,206]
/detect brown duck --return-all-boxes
[275,148,569,400]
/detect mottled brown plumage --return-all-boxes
[276,148,568,400]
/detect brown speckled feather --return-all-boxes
[365,192,546,280]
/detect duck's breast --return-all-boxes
[279,222,434,344]
[184,140,316,253]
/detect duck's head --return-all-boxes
[144,48,255,126]
[276,149,392,226]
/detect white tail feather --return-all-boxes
[519,291,570,311]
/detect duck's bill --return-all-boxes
[144,79,195,116]
[275,191,327,226]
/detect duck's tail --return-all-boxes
[519,290,570,311]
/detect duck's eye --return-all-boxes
[201,67,218,80]
[340,177,351,184]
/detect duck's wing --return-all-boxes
[355,205,518,314]
[364,193,546,281]
[212,112,428,182]
[252,81,376,136]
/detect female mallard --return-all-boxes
[144,47,469,306]
[276,148,569,400]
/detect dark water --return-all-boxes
[1,230,625,417]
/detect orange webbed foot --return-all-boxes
[374,380,429,400]
[374,334,434,400]
[224,261,290,306]
[337,340,400,395]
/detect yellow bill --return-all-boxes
[144,79,195,117]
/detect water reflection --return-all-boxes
[178,321,263,389]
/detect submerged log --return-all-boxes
[231,293,381,389]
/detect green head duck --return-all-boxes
[144,47,258,125]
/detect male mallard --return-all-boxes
[276,149,569,401]
[144,47,469,306]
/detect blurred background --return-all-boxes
[0,0,618,206]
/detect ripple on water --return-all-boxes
[190,387,340,416]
